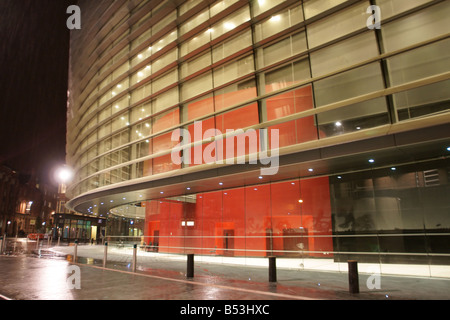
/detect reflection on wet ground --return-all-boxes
[1,240,450,300]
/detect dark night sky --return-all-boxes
[0,0,72,184]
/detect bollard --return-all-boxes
[0,236,3,255]
[132,244,137,272]
[268,256,277,282]
[187,254,194,278]
[36,236,39,249]
[348,260,360,294]
[103,241,108,268]
[74,239,78,263]
[3,235,7,254]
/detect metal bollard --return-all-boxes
[348,260,360,294]
[187,254,194,278]
[74,240,78,263]
[3,235,7,254]
[268,256,277,282]
[132,244,137,272]
[103,241,108,268]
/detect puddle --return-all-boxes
[30,249,68,260]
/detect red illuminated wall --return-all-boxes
[144,177,333,257]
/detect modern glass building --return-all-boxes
[66,0,450,275]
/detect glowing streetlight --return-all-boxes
[56,166,73,184]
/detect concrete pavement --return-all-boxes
[0,244,449,301]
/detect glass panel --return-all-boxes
[211,6,251,39]
[306,1,369,48]
[254,4,303,42]
[258,32,307,69]
[314,63,385,107]
[310,32,379,78]
[387,39,450,120]
[181,72,213,101]
[214,78,257,112]
[381,1,450,53]
[179,8,209,36]
[213,55,254,88]
[131,102,152,123]
[180,51,212,79]
[303,0,347,19]
[252,0,286,17]
[213,29,252,63]
[153,87,179,113]
[180,29,211,57]
[375,0,433,20]
[211,0,239,17]
[263,58,311,94]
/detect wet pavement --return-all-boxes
[0,242,450,301]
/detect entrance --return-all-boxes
[223,230,234,256]
[91,226,97,241]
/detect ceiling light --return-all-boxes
[270,15,281,22]
[368,159,375,163]
[308,168,314,172]
[224,22,235,30]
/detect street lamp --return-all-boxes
[53,165,73,243]
[56,165,73,184]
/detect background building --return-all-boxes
[66,0,450,271]
[0,165,58,237]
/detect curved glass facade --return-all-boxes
[67,0,450,276]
